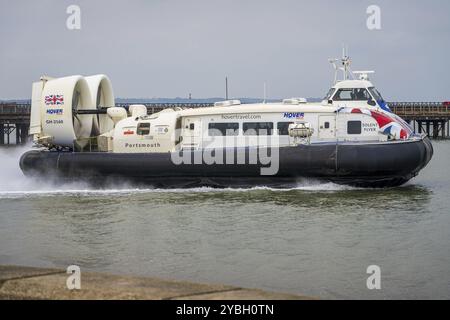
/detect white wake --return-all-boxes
[0,145,356,199]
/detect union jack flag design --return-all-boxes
[44,95,64,105]
[337,107,413,140]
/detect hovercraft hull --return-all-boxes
[19,136,433,188]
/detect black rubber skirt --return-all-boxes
[20,137,433,188]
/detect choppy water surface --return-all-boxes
[0,143,449,299]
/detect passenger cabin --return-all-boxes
[111,99,386,154]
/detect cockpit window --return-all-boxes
[323,88,335,100]
[368,87,384,102]
[333,88,372,101]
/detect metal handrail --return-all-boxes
[0,104,31,114]
[389,103,450,116]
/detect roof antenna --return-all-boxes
[328,45,353,84]
[341,45,352,81]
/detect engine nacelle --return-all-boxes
[30,74,116,148]
[40,75,93,147]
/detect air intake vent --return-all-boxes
[214,100,241,107]
[282,98,307,105]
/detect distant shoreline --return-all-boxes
[0,97,322,104]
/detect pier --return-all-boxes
[1,101,450,145]
[389,102,450,139]
[0,103,30,145]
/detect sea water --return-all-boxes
[0,142,449,299]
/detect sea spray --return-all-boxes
[0,146,356,197]
[0,144,36,191]
[0,145,90,193]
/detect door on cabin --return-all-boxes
[181,117,201,149]
[318,115,336,139]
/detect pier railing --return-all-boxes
[115,102,213,115]
[389,102,450,119]
[0,103,31,115]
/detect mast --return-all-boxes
[329,46,354,84]
[225,77,228,100]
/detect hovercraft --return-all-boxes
[20,55,433,188]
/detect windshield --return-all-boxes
[333,88,372,101]
[368,87,384,102]
[323,88,335,100]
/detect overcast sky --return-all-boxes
[1,0,449,101]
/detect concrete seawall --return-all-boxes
[0,265,312,300]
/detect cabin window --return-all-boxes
[243,122,274,136]
[277,122,293,135]
[323,88,335,101]
[333,88,371,101]
[324,122,330,129]
[208,123,239,136]
[347,121,362,134]
[137,122,150,135]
